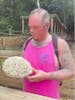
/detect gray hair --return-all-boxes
[29,8,50,26]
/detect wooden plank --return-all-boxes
[0,50,22,57]
[0,86,57,100]
[51,18,54,33]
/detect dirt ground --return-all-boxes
[60,78,74,100]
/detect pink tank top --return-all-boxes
[23,40,60,99]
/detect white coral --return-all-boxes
[2,56,33,78]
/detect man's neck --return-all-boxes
[32,33,52,47]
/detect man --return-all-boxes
[22,8,74,99]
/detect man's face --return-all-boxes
[28,14,48,41]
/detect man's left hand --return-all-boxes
[27,69,49,82]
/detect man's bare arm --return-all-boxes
[47,39,74,80]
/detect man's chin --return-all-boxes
[32,36,38,41]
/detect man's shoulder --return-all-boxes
[57,36,69,54]
[58,37,66,44]
[51,34,66,46]
[58,37,67,47]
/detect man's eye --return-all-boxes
[34,26,37,29]
[28,26,39,30]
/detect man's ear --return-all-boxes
[45,21,50,30]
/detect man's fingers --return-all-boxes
[28,75,36,79]
[27,76,36,82]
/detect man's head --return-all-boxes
[28,8,50,42]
